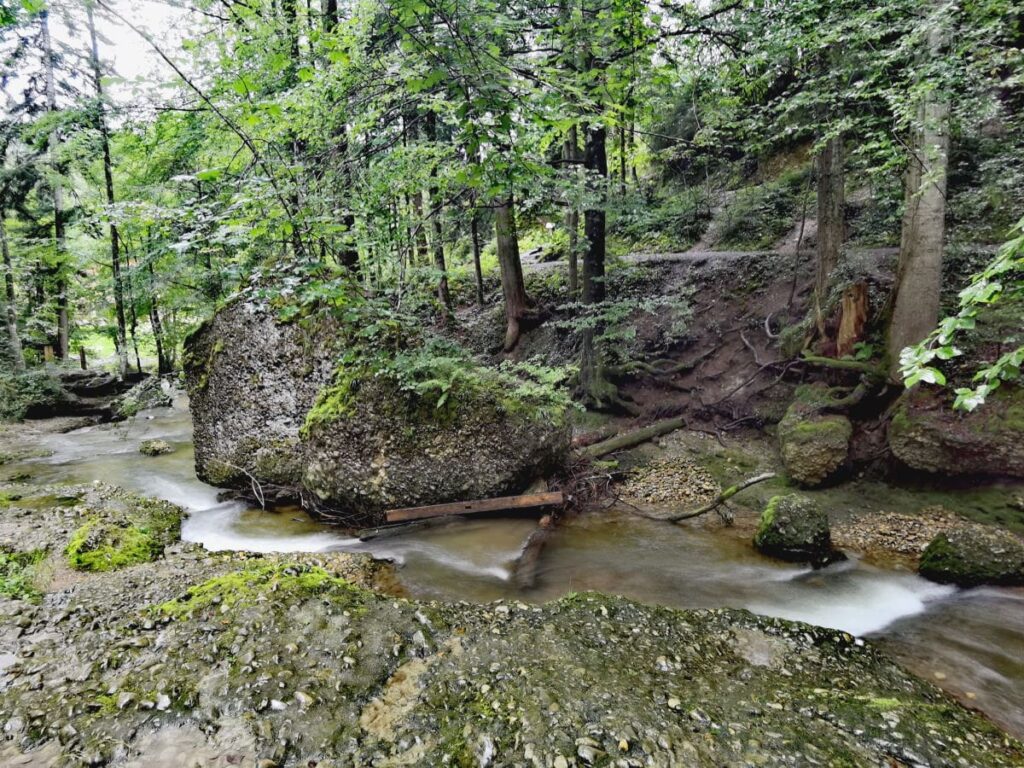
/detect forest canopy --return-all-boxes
[0,0,1021,413]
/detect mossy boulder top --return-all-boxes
[777,385,852,487]
[183,297,570,522]
[919,524,1024,587]
[890,385,1024,479]
[754,493,838,564]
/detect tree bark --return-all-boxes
[582,124,607,305]
[814,134,844,337]
[563,126,580,297]
[579,123,620,408]
[495,195,530,351]
[41,9,68,360]
[87,5,130,379]
[471,212,485,306]
[887,6,951,378]
[0,212,24,371]
[425,113,451,317]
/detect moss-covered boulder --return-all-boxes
[138,438,173,456]
[184,294,571,523]
[65,495,181,572]
[754,494,838,563]
[777,385,852,486]
[890,385,1024,478]
[919,525,1024,586]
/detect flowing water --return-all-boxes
[7,399,1024,737]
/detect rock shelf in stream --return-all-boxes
[0,482,1022,767]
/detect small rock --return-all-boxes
[139,439,173,457]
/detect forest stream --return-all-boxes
[6,398,1023,740]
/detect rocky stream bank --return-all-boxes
[0,458,1022,767]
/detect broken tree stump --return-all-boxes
[385,491,564,524]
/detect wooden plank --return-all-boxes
[386,491,564,524]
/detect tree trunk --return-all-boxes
[0,212,24,371]
[887,7,951,378]
[814,134,844,337]
[579,122,622,410]
[425,113,451,317]
[563,126,580,297]
[412,191,428,265]
[495,195,530,351]
[87,5,130,379]
[582,123,607,305]
[324,0,338,30]
[471,212,485,306]
[41,9,68,360]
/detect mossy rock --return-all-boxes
[65,496,181,572]
[890,385,1024,478]
[754,494,839,564]
[777,385,852,487]
[139,439,173,457]
[919,525,1024,587]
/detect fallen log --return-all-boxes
[580,416,687,458]
[385,491,564,524]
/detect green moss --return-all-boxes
[0,490,82,509]
[0,548,47,601]
[65,495,181,572]
[66,518,163,572]
[155,561,366,618]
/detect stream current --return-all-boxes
[8,398,1024,738]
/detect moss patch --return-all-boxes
[155,561,366,618]
[65,496,181,572]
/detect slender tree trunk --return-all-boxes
[495,195,530,351]
[580,122,621,409]
[412,192,428,265]
[471,212,485,306]
[87,5,130,379]
[582,124,607,306]
[814,134,845,337]
[618,124,627,194]
[888,6,952,378]
[0,212,24,371]
[563,126,580,297]
[41,9,68,360]
[324,0,338,29]
[424,113,451,316]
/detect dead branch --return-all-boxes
[633,472,777,524]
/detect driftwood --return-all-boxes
[385,491,564,523]
[581,416,687,458]
[511,514,554,589]
[635,472,777,523]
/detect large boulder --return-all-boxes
[890,386,1024,478]
[919,525,1024,586]
[777,385,852,486]
[754,493,839,564]
[184,296,571,522]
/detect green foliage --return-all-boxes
[609,188,711,251]
[0,547,46,601]
[716,169,809,250]
[0,370,65,422]
[901,217,1024,410]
